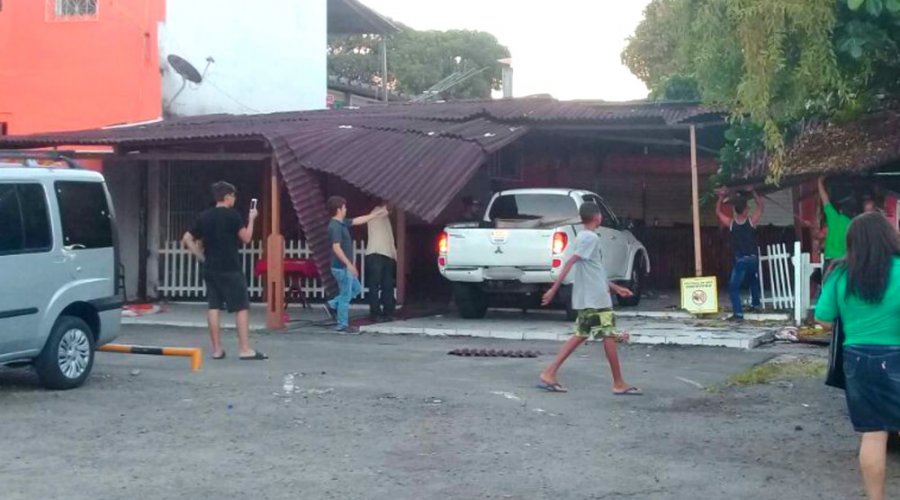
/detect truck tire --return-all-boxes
[454,283,488,319]
[618,257,645,307]
[559,285,578,321]
[35,315,96,390]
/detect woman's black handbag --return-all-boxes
[825,318,846,390]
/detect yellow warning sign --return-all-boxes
[680,276,719,314]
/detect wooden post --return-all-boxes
[266,159,285,330]
[259,161,272,307]
[396,209,407,306]
[690,125,703,277]
[146,160,162,299]
[792,185,804,246]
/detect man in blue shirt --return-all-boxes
[324,196,388,332]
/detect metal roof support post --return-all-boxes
[381,36,389,103]
[396,209,407,306]
[690,125,703,277]
[266,158,286,330]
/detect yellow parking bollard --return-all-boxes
[98,344,203,372]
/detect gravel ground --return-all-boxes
[0,325,890,500]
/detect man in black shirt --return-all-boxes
[183,181,267,360]
[716,189,765,322]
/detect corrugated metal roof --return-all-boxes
[0,99,724,291]
[0,99,721,222]
[735,108,900,183]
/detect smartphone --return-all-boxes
[250,198,258,210]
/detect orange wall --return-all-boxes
[0,0,165,135]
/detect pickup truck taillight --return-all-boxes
[438,231,449,255]
[552,231,568,255]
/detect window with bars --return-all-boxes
[46,0,98,21]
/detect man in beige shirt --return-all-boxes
[366,201,397,322]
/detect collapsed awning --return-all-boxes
[0,98,723,287]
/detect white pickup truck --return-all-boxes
[438,188,649,319]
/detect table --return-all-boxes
[254,258,320,309]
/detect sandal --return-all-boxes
[239,351,269,361]
[537,381,568,393]
[212,351,226,360]
[613,387,643,396]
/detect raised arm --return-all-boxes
[351,206,388,226]
[818,176,830,207]
[716,192,732,228]
[238,208,258,244]
[750,190,765,226]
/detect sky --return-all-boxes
[360,0,653,102]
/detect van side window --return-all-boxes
[0,183,52,255]
[55,181,112,249]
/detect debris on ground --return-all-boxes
[490,391,522,402]
[727,355,826,386]
[122,304,165,317]
[448,348,541,358]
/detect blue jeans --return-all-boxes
[729,255,761,318]
[328,267,361,329]
[844,345,900,432]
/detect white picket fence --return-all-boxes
[754,241,822,324]
[758,243,794,310]
[159,240,370,301]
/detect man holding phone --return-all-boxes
[183,181,267,360]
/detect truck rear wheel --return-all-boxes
[454,283,487,319]
[618,257,645,307]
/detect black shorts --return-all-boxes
[205,271,250,313]
[844,345,900,433]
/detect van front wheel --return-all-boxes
[35,316,96,390]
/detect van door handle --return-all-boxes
[64,244,86,251]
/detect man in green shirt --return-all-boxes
[818,176,854,268]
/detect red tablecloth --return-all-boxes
[254,258,319,278]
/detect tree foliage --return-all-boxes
[623,0,900,183]
[329,29,510,100]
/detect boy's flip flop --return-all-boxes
[537,381,568,393]
[613,387,643,396]
[239,351,269,361]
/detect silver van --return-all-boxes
[0,152,121,389]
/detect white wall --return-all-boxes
[160,0,327,116]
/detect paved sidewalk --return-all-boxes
[122,303,334,331]
[361,311,775,349]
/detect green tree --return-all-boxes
[623,0,900,183]
[329,29,511,100]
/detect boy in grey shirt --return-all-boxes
[538,202,641,395]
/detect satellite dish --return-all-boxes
[167,54,203,83]
[164,54,214,114]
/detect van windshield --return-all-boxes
[488,194,578,222]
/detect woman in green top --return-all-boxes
[815,212,900,500]
[818,176,854,267]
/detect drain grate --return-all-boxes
[448,348,541,358]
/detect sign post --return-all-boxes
[680,276,719,315]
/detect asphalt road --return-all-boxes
[0,325,886,499]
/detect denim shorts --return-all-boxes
[844,345,900,433]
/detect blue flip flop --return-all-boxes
[613,387,643,396]
[537,381,568,393]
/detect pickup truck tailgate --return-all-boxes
[445,228,556,268]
